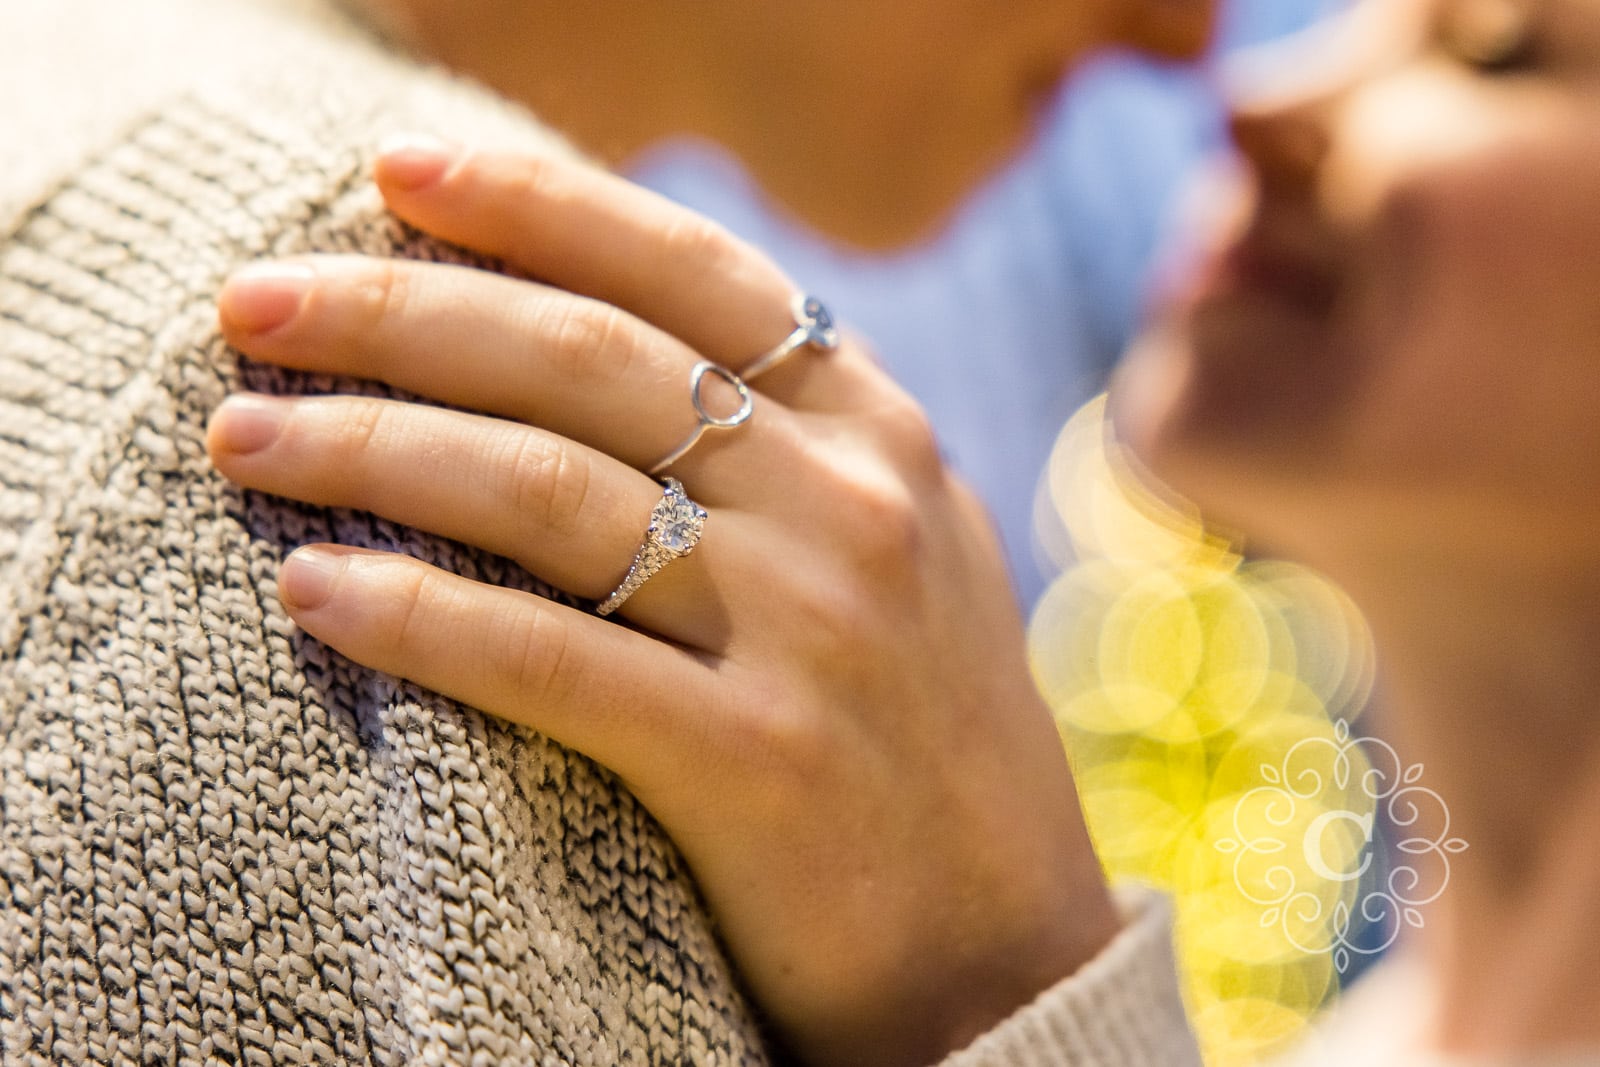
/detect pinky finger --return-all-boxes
[278,544,716,785]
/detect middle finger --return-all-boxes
[218,254,805,496]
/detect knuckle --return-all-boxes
[543,299,644,389]
[658,213,747,284]
[331,399,394,463]
[386,561,441,660]
[749,713,831,792]
[497,151,568,207]
[780,564,885,665]
[301,398,404,510]
[946,474,990,526]
[348,260,415,346]
[497,598,577,704]
[503,432,592,539]
[791,572,862,638]
[837,469,925,569]
[874,392,944,479]
[717,680,833,788]
[953,471,995,517]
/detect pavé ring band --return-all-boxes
[647,361,753,476]
[740,294,840,381]
[595,477,708,617]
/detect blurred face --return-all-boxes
[1115,0,1600,577]
[363,0,1216,247]
[683,0,1214,246]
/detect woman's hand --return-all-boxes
[207,138,1117,1067]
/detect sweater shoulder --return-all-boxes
[0,1,573,655]
[0,0,570,229]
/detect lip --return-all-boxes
[1189,221,1345,318]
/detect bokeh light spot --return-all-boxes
[1030,394,1379,1064]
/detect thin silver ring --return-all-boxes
[595,477,707,617]
[647,361,753,476]
[741,294,840,381]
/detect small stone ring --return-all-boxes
[740,294,840,381]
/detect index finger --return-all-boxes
[374,138,801,372]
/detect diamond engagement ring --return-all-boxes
[595,477,708,617]
[740,294,840,381]
[647,360,753,476]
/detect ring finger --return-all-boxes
[206,390,753,647]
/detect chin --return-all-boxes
[762,116,1033,252]
[771,169,985,252]
[794,192,962,253]
[1108,307,1349,561]
[1107,323,1211,508]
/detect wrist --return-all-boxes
[918,875,1122,1064]
[784,852,1121,1066]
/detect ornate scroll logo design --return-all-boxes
[1215,719,1468,974]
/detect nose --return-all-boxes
[1219,0,1414,190]
[1229,97,1332,192]
[1116,0,1223,62]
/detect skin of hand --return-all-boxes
[206,139,1120,1067]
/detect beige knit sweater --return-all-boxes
[0,1,777,1062]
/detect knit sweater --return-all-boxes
[0,2,774,1063]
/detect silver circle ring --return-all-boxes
[648,361,754,476]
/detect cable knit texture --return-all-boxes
[0,1,770,1063]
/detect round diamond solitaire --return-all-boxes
[596,478,708,617]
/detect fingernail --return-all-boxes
[375,132,458,190]
[220,262,314,335]
[280,547,346,611]
[211,395,287,455]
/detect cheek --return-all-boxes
[1347,146,1600,512]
